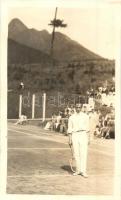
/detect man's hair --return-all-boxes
[75,104,83,109]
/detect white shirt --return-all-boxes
[67,112,89,134]
[20,115,27,120]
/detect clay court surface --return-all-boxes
[7,122,115,195]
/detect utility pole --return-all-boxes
[50,7,58,58]
[49,7,67,59]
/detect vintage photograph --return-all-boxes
[4,0,120,196]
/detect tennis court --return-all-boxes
[7,121,114,195]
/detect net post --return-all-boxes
[32,94,35,119]
[19,94,22,118]
[42,93,46,122]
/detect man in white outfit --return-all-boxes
[67,104,90,177]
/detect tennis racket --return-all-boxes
[69,143,76,173]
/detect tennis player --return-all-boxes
[67,104,90,177]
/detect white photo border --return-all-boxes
[0,0,121,199]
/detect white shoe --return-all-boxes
[73,172,81,176]
[81,173,88,178]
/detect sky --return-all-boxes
[7,2,121,59]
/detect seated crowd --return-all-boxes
[44,105,115,139]
[44,111,68,134]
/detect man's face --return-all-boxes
[83,106,87,112]
[75,106,81,113]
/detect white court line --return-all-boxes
[7,174,72,178]
[8,129,114,157]
[8,147,69,150]
[7,173,114,178]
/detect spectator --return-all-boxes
[65,109,70,118]
[82,105,88,113]
[100,118,109,138]
[103,110,115,139]
[55,112,62,132]
[14,114,27,125]
[44,120,52,130]
[65,105,71,117]
[51,113,57,131]
[89,109,100,140]
[59,119,67,134]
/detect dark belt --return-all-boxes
[73,130,86,133]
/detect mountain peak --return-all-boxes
[8,18,28,36]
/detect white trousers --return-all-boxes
[72,131,88,173]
